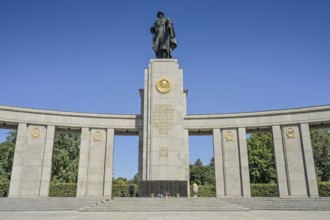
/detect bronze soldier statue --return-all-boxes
[150,11,177,58]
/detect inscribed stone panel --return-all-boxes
[153,104,174,134]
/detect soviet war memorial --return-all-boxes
[0,1,330,219]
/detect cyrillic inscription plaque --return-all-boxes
[153,104,174,134]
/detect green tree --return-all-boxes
[247,132,277,184]
[113,177,129,186]
[311,128,330,182]
[129,173,138,185]
[209,157,215,167]
[190,158,215,186]
[51,132,80,183]
[0,131,16,182]
[194,159,203,166]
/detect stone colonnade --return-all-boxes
[0,105,140,198]
[0,104,330,198]
[184,105,330,198]
[8,124,118,198]
[210,125,318,198]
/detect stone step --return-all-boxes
[0,198,103,211]
[1,197,329,211]
[79,198,249,212]
[222,198,330,211]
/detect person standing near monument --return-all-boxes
[150,11,177,58]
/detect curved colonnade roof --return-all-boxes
[0,104,329,132]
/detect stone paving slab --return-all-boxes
[1,211,330,220]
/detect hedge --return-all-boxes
[112,184,137,197]
[191,184,279,197]
[49,183,77,197]
[111,184,216,197]
[251,184,279,197]
[49,183,138,197]
[188,183,330,197]
[1,182,330,197]
[190,185,216,197]
[318,182,330,197]
[0,181,9,197]
[250,182,330,197]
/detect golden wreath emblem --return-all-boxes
[93,131,102,141]
[31,127,41,138]
[225,131,234,142]
[156,78,172,94]
[285,127,296,139]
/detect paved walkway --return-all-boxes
[1,211,330,220]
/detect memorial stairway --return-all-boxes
[0,198,103,211]
[223,198,330,211]
[1,197,330,211]
[79,198,249,212]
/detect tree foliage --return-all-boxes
[51,132,80,183]
[189,158,215,186]
[132,173,138,185]
[112,177,129,186]
[311,128,330,182]
[0,131,16,182]
[247,132,277,184]
[112,175,138,186]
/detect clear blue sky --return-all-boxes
[0,0,329,179]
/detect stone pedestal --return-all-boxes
[139,59,189,197]
[139,181,187,197]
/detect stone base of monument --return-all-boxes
[138,181,188,197]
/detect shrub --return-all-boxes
[190,185,216,197]
[0,181,9,197]
[112,184,137,197]
[49,182,77,197]
[251,183,278,197]
[2,181,329,197]
[318,182,330,197]
[189,184,279,197]
[250,182,330,197]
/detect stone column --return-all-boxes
[282,125,308,197]
[104,128,115,197]
[87,129,106,196]
[299,123,319,198]
[138,129,144,182]
[9,123,28,197]
[221,129,242,197]
[9,124,54,198]
[77,128,90,197]
[77,128,114,197]
[272,125,289,197]
[138,129,144,195]
[213,128,245,198]
[213,128,224,197]
[238,127,251,197]
[39,125,55,197]
[184,129,190,197]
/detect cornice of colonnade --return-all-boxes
[0,104,143,130]
[1,104,330,131]
[184,104,330,130]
